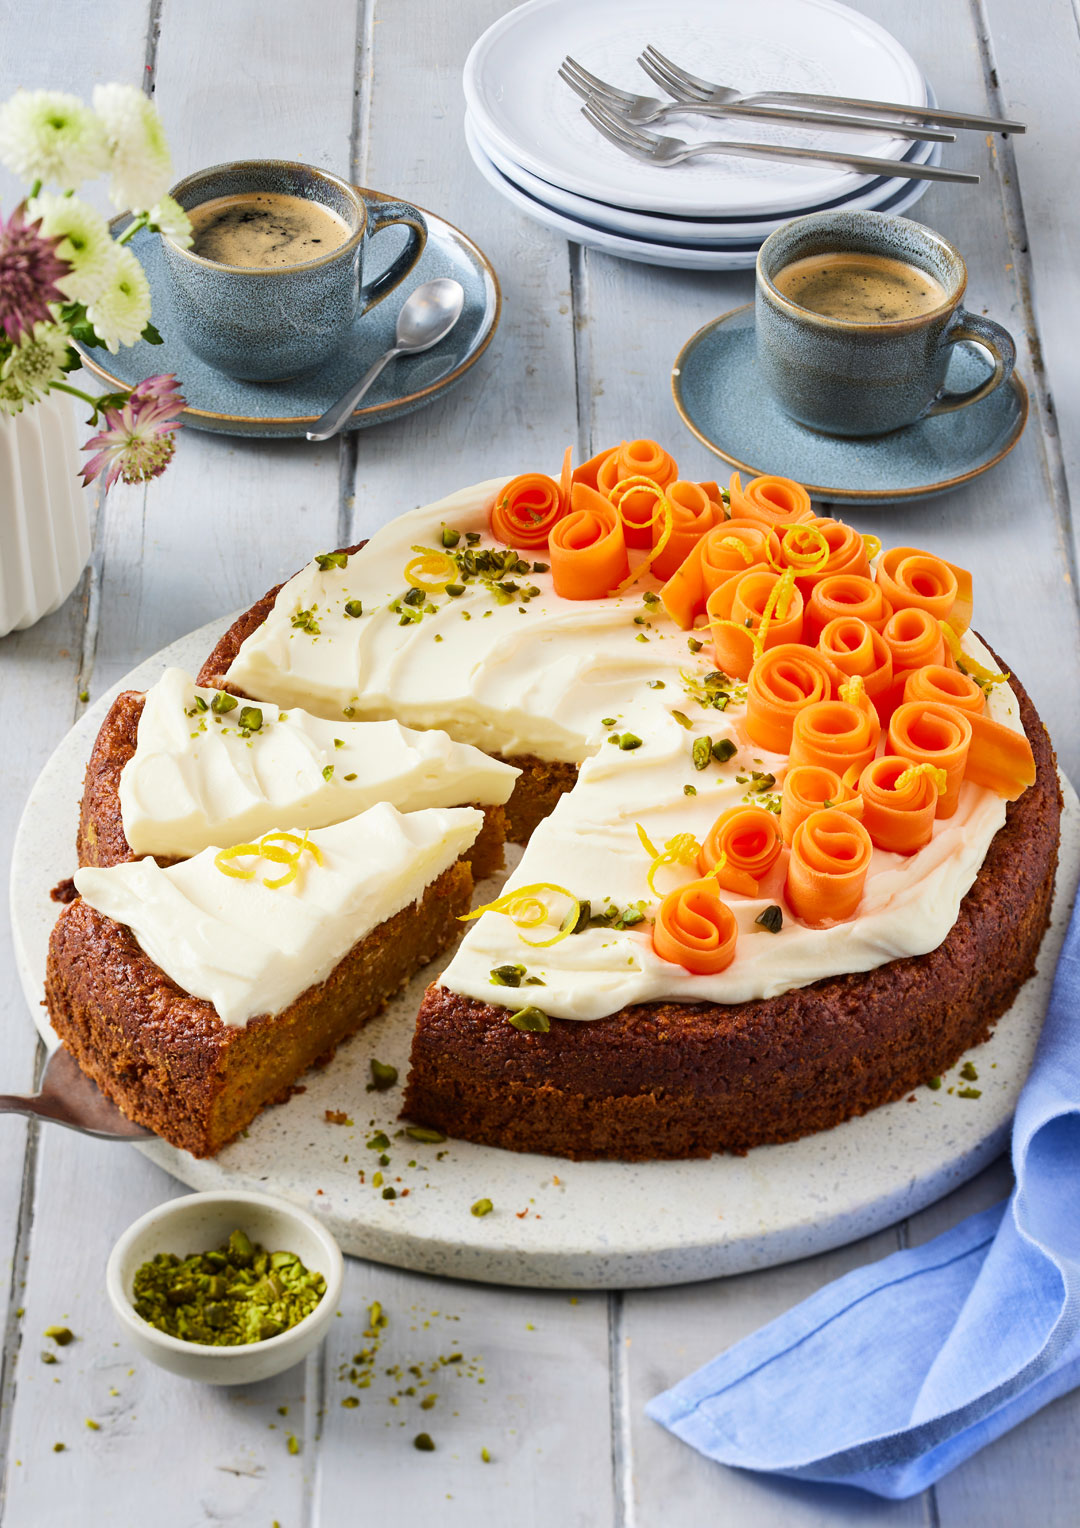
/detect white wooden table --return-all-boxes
[2,1,1078,1522]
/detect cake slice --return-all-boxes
[46,804,482,1156]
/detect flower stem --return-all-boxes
[51,380,108,409]
[116,213,150,246]
[29,179,41,200]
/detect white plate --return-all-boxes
[13,618,1080,1289]
[466,83,939,246]
[463,0,927,217]
[465,115,937,271]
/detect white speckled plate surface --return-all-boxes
[463,0,927,217]
[13,618,1079,1288]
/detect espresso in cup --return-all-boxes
[188,192,351,269]
[771,251,947,325]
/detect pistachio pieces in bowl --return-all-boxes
[106,1189,344,1384]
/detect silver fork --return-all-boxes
[559,57,953,142]
[580,99,979,183]
[639,44,1026,135]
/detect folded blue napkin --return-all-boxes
[647,891,1080,1499]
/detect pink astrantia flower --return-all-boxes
[0,203,71,342]
[80,372,185,490]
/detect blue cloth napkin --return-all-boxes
[647,890,1080,1499]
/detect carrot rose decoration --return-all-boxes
[549,482,629,600]
[903,664,985,716]
[651,480,724,581]
[780,517,870,592]
[789,690,881,778]
[804,574,892,643]
[857,755,941,854]
[881,606,948,673]
[876,546,973,635]
[660,521,777,630]
[780,763,863,846]
[490,472,565,548]
[596,439,678,545]
[652,878,738,974]
[745,642,838,754]
[887,701,972,818]
[818,617,893,701]
[786,809,873,927]
[697,807,783,896]
[707,568,804,679]
[728,472,814,529]
[964,712,1036,800]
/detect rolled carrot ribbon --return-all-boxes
[904,664,985,716]
[707,569,804,680]
[728,471,814,529]
[660,522,777,630]
[857,755,940,854]
[876,546,973,634]
[652,878,739,974]
[780,763,863,846]
[804,574,893,644]
[697,806,783,896]
[490,472,564,548]
[549,482,629,600]
[651,480,724,581]
[881,606,948,672]
[744,642,839,754]
[964,711,1036,800]
[887,701,972,819]
[789,695,880,778]
[780,517,870,592]
[786,808,873,927]
[596,440,679,545]
[818,616,893,700]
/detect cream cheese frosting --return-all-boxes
[221,478,1023,1020]
[74,804,483,1027]
[119,666,518,859]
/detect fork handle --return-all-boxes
[684,139,978,183]
[693,101,953,142]
[738,90,1025,135]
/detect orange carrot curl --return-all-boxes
[857,755,941,855]
[596,440,679,546]
[744,643,839,754]
[652,878,739,974]
[964,711,1036,800]
[804,574,893,644]
[697,807,783,896]
[651,480,724,581]
[780,763,863,846]
[660,522,777,630]
[785,808,873,927]
[876,547,973,635]
[780,517,870,591]
[887,701,972,819]
[549,482,629,600]
[489,471,565,548]
[789,693,880,778]
[728,471,814,529]
[818,616,893,701]
[707,568,804,680]
[903,664,985,716]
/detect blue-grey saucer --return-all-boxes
[74,193,500,439]
[672,304,1028,506]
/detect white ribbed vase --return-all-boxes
[0,391,91,637]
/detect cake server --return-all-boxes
[306,277,466,442]
[0,1043,152,1140]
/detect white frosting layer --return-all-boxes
[74,804,483,1027]
[223,478,1024,1020]
[119,667,518,859]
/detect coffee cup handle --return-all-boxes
[924,309,1016,417]
[359,199,428,314]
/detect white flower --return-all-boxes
[1,320,71,398]
[0,368,34,415]
[0,89,108,189]
[92,83,173,212]
[147,193,192,248]
[26,191,118,304]
[85,245,151,352]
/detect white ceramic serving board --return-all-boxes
[12,617,1080,1289]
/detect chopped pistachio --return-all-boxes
[322,764,334,781]
[490,963,526,987]
[471,1199,494,1218]
[441,527,461,548]
[44,1327,74,1346]
[618,732,642,750]
[647,680,665,689]
[382,1187,397,1201]
[343,772,357,781]
[368,1060,398,1092]
[481,1446,492,1463]
[687,637,703,652]
[238,706,262,733]
[957,1087,982,1099]
[684,784,697,796]
[420,1392,437,1410]
[692,736,713,771]
[928,1075,943,1090]
[671,710,692,729]
[601,717,617,727]
[960,1061,979,1082]
[755,905,783,934]
[287,1434,300,1455]
[406,1125,447,1144]
[315,551,349,571]
[532,561,549,573]
[344,599,364,619]
[508,1006,550,1033]
[414,1432,436,1451]
[341,1396,360,1408]
[712,738,737,764]
[210,691,238,715]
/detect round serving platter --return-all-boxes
[13,617,1080,1289]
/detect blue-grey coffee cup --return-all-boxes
[161,160,427,382]
[755,211,1015,437]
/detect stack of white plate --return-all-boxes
[464,0,943,271]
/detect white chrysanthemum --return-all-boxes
[92,83,173,212]
[26,192,118,304]
[0,89,108,188]
[0,365,36,415]
[147,193,192,248]
[85,245,151,352]
[1,320,71,397]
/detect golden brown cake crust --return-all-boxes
[46,861,473,1158]
[401,662,1061,1161]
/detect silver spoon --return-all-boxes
[306,277,466,442]
[0,1044,152,1141]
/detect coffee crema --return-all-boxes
[772,251,948,324]
[187,191,352,269]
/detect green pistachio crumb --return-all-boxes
[712,738,737,764]
[957,1087,982,1099]
[343,772,358,781]
[238,706,262,733]
[687,637,703,652]
[471,1199,494,1218]
[334,737,345,749]
[322,765,334,781]
[414,1432,436,1451]
[692,736,712,770]
[211,691,238,715]
[618,732,642,750]
[635,632,648,642]
[684,784,697,796]
[481,1446,492,1463]
[382,1187,397,1201]
[44,1327,74,1346]
[344,599,364,618]
[78,689,89,703]
[601,717,617,727]
[532,561,549,573]
[671,710,692,729]
[420,1392,437,1410]
[508,1006,550,1032]
[406,1125,447,1144]
[928,1075,943,1090]
[342,1396,360,1408]
[85,1419,99,1431]
[441,528,461,548]
[490,963,526,987]
[287,1434,300,1455]
[53,1443,65,1453]
[466,531,481,545]
[41,1352,57,1364]
[368,1060,398,1092]
[647,679,665,689]
[315,551,348,571]
[960,1061,979,1082]
[755,905,783,934]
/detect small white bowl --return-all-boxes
[106,1190,344,1385]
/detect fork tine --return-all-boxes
[558,65,602,105]
[585,98,659,146]
[580,99,656,153]
[641,44,715,96]
[636,52,704,102]
[580,103,654,159]
[562,55,638,105]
